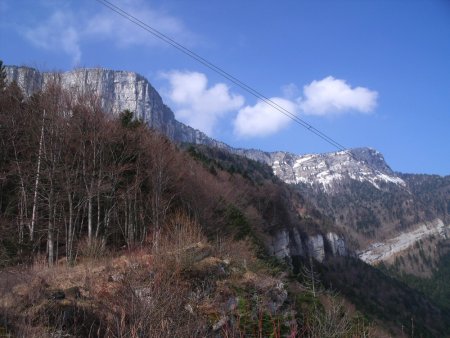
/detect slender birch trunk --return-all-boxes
[30,109,46,241]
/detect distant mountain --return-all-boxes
[6,65,450,272]
[262,148,450,271]
[238,147,405,191]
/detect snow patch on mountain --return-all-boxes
[269,148,406,192]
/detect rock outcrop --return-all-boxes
[270,229,346,264]
[358,218,450,264]
[5,66,229,149]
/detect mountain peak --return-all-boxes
[268,146,405,192]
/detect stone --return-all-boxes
[307,235,325,262]
[326,232,347,256]
[271,230,290,259]
[212,315,229,331]
[5,66,229,149]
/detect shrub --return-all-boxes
[77,237,107,259]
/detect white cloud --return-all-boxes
[24,10,81,65]
[86,0,195,48]
[233,76,378,137]
[162,71,244,135]
[233,97,297,138]
[21,0,195,65]
[281,83,300,99]
[299,76,378,116]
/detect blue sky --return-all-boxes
[1,0,449,175]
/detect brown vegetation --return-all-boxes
[0,76,382,337]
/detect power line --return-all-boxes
[94,0,356,157]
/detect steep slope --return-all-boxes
[241,147,450,270]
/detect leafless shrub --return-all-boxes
[78,237,107,259]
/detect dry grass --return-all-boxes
[0,211,375,337]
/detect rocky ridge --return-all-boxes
[5,66,228,149]
[237,147,406,193]
[6,66,405,194]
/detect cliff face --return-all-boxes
[5,66,228,148]
[270,229,347,264]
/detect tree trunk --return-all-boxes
[66,191,74,262]
[47,192,54,266]
[31,110,46,241]
[87,191,93,244]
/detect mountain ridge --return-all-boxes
[5,65,414,189]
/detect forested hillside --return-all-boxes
[0,66,375,337]
[1,66,449,337]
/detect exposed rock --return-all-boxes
[307,235,325,262]
[226,297,238,312]
[134,287,153,304]
[5,66,229,149]
[108,273,124,282]
[326,232,347,256]
[184,303,194,314]
[271,230,290,259]
[188,256,229,279]
[271,229,345,263]
[178,242,212,263]
[289,228,304,257]
[266,281,288,314]
[358,218,450,264]
[267,148,405,192]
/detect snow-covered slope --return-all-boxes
[238,147,406,193]
[270,148,406,191]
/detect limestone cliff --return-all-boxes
[270,228,347,265]
[5,66,228,148]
